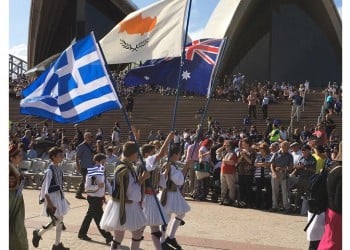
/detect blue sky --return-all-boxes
[9,0,342,61]
[9,0,219,61]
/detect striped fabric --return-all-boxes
[87,165,105,177]
[20,32,122,123]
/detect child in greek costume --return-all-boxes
[32,147,70,250]
[160,146,191,250]
[141,131,174,250]
[100,142,149,250]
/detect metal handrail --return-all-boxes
[10,115,33,126]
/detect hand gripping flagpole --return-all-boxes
[94,32,168,229]
[170,0,192,132]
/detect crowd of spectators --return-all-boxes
[9,75,31,99]
[9,68,342,220]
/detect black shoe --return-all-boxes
[161,241,174,250]
[52,242,70,250]
[32,229,42,248]
[75,194,86,200]
[78,235,92,241]
[166,237,182,250]
[111,240,120,250]
[105,235,113,244]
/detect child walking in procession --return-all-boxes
[32,147,70,250]
[160,146,191,250]
[141,131,174,250]
[100,141,150,250]
[77,153,113,244]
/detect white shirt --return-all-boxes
[292,150,302,165]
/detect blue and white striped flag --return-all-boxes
[20,33,122,123]
[87,165,105,177]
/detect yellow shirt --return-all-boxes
[312,153,326,173]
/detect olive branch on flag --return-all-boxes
[120,38,150,52]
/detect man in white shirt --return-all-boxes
[105,147,119,164]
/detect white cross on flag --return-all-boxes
[100,0,188,64]
[20,32,122,123]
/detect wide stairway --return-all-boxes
[9,90,341,144]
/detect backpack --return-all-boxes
[243,117,251,125]
[303,164,328,231]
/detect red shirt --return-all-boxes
[221,152,238,174]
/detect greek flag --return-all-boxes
[87,165,105,177]
[20,33,122,123]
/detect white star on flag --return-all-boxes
[182,70,191,80]
[144,76,150,80]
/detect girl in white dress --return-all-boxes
[32,147,70,250]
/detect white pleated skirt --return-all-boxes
[306,211,325,241]
[41,191,70,217]
[143,194,169,226]
[158,189,191,215]
[100,199,147,232]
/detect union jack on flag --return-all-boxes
[185,39,221,65]
[124,38,224,96]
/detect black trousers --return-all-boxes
[76,168,87,196]
[261,105,268,119]
[254,177,272,209]
[78,196,112,239]
[238,175,254,206]
[248,105,257,119]
[308,240,320,250]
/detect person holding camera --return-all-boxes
[270,141,294,213]
[253,142,273,210]
[193,138,213,201]
[237,138,256,208]
[216,140,238,205]
[295,145,316,212]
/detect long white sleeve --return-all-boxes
[39,169,52,201]
[126,172,142,202]
[169,165,184,186]
[145,154,157,171]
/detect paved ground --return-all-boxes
[23,189,309,250]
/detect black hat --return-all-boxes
[316,145,325,154]
[301,144,311,151]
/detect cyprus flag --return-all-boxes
[100,0,188,64]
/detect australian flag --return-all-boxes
[124,38,224,96]
[20,32,122,123]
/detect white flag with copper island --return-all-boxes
[100,0,187,64]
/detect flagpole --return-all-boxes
[190,38,228,159]
[170,0,192,132]
[94,33,168,229]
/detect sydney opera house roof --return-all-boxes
[28,0,342,86]
[203,0,341,85]
[27,0,136,68]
